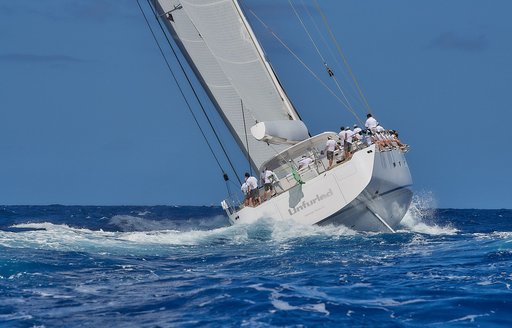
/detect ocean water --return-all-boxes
[1,198,511,327]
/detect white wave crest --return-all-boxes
[399,191,458,235]
[473,231,512,240]
[0,217,360,255]
[0,222,120,253]
[108,214,228,232]
[256,218,357,243]
[116,217,358,247]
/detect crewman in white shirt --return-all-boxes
[353,124,362,141]
[373,125,390,150]
[324,136,338,169]
[365,113,378,131]
[298,155,313,170]
[375,124,385,133]
[261,168,279,201]
[338,126,347,143]
[339,127,353,160]
[244,172,260,206]
[241,182,250,206]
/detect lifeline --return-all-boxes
[288,189,333,215]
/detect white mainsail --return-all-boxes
[154,0,309,170]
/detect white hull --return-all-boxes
[224,144,412,232]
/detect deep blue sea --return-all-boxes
[1,198,511,327]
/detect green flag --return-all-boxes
[291,167,305,185]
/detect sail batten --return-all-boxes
[155,0,308,170]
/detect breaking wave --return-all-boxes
[108,214,228,231]
[399,191,459,235]
[0,218,359,256]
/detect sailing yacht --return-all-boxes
[151,0,412,232]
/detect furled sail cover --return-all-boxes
[154,0,308,170]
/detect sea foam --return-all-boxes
[399,192,459,235]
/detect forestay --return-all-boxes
[154,0,309,170]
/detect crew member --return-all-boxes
[261,168,278,201]
[298,155,313,170]
[244,172,259,206]
[365,113,378,132]
[324,136,338,170]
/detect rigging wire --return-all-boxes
[288,0,360,124]
[289,0,325,64]
[136,0,229,181]
[312,0,373,116]
[301,0,335,66]
[247,8,361,122]
[141,0,242,186]
[301,0,367,115]
[136,0,242,187]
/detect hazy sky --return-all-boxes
[1,0,511,208]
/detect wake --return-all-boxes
[0,192,461,254]
[1,218,357,251]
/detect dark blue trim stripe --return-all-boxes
[377,184,413,198]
